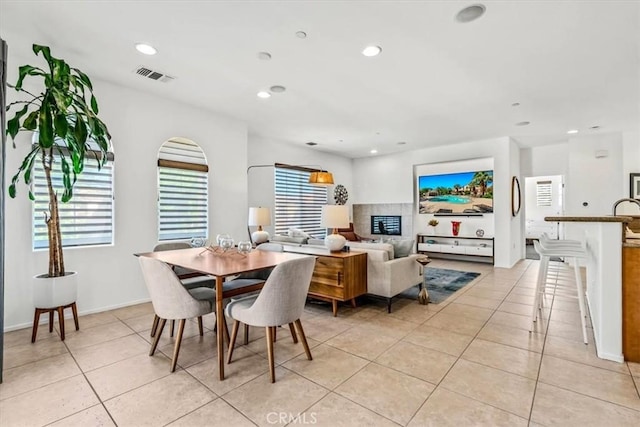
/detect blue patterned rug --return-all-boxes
[401,268,481,304]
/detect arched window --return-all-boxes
[157,137,208,241]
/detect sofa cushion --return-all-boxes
[271,235,308,245]
[390,239,415,258]
[347,241,394,260]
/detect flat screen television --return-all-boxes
[418,170,493,215]
[371,215,401,235]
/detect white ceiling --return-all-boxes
[1,0,638,158]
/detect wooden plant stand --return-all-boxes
[31,302,79,342]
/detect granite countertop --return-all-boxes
[624,240,640,248]
[544,216,633,223]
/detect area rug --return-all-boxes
[401,268,481,304]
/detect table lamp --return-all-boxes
[321,205,349,251]
[248,207,271,244]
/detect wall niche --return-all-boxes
[353,203,413,240]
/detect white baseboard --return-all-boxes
[3,298,152,332]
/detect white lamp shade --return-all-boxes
[321,205,349,229]
[248,207,271,226]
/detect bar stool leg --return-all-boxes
[531,255,549,328]
[49,310,54,333]
[572,258,589,344]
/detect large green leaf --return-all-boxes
[38,102,54,148]
[72,68,93,91]
[15,65,45,90]
[54,113,68,138]
[23,110,40,131]
[90,94,98,114]
[74,116,87,144]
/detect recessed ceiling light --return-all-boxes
[257,91,271,99]
[370,149,378,154]
[567,129,579,134]
[135,43,157,55]
[295,31,307,39]
[455,4,486,23]
[511,102,520,107]
[397,141,407,145]
[306,141,317,146]
[362,45,382,57]
[270,85,286,93]
[515,121,530,126]
[257,52,272,60]
[590,125,601,130]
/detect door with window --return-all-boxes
[524,175,564,239]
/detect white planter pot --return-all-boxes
[33,271,78,308]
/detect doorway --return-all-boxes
[524,175,564,260]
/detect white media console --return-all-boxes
[417,234,494,264]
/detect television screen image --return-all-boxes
[371,215,401,235]
[418,170,494,214]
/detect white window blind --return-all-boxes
[536,181,553,207]
[32,156,114,250]
[274,166,327,238]
[157,138,208,241]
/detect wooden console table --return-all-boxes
[283,246,367,316]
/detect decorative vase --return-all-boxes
[451,221,461,236]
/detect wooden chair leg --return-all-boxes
[288,323,298,343]
[273,326,277,342]
[58,306,66,341]
[150,315,160,338]
[223,318,230,347]
[32,309,43,343]
[243,324,250,345]
[49,310,54,333]
[71,302,80,331]
[170,319,186,372]
[170,319,175,337]
[150,318,166,356]
[266,326,276,383]
[295,319,313,361]
[227,320,240,364]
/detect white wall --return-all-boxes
[4,77,248,330]
[247,137,354,237]
[620,131,640,215]
[352,137,522,268]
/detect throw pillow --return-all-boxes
[271,235,308,245]
[339,231,360,241]
[390,239,414,258]
[288,228,311,239]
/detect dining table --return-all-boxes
[136,246,311,380]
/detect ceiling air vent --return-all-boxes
[134,66,175,83]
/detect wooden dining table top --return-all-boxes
[136,246,311,278]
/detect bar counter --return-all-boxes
[544,215,633,362]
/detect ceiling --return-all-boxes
[1,1,638,158]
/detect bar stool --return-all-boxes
[530,239,589,344]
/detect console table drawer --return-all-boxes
[418,243,441,252]
[466,246,493,256]
[441,244,466,254]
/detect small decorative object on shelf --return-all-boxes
[451,221,462,236]
[428,219,439,234]
[476,229,485,237]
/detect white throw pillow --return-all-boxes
[288,228,311,239]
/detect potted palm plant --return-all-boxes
[6,44,111,308]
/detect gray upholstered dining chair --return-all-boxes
[225,256,316,383]
[150,242,215,338]
[138,256,216,372]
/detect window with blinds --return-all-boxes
[536,180,553,207]
[32,155,114,250]
[274,166,327,238]
[157,138,208,241]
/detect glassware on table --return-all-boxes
[216,234,231,247]
[190,237,206,248]
[237,241,252,255]
[220,237,234,252]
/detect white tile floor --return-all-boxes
[1,259,639,426]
